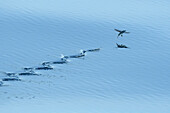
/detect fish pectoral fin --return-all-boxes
[114,29,121,32]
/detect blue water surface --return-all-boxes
[0,0,170,113]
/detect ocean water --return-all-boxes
[0,0,170,113]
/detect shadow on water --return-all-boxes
[0,0,170,113]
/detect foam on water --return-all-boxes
[0,0,170,113]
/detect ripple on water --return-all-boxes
[0,0,170,113]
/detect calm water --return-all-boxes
[0,0,170,113]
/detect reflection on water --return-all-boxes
[0,0,170,113]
